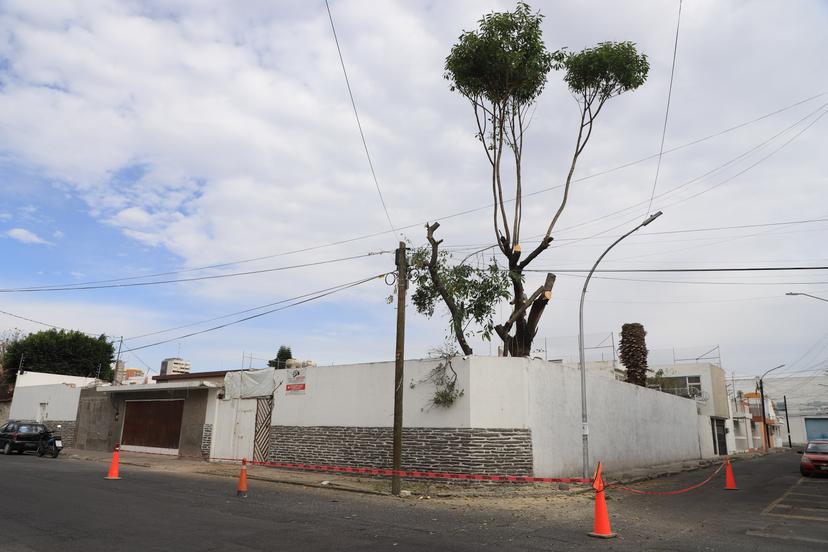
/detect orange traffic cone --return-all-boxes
[237,458,249,498]
[724,457,738,490]
[589,462,617,539]
[105,444,121,480]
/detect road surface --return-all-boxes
[0,449,824,551]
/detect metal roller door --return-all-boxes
[805,418,828,441]
[121,399,185,454]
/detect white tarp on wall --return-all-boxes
[224,369,276,399]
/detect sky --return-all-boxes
[0,0,827,382]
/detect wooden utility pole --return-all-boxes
[392,241,407,496]
[783,395,792,448]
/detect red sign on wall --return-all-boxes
[286,368,306,395]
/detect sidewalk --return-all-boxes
[62,447,786,498]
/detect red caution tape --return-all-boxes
[607,462,726,495]
[106,448,591,485]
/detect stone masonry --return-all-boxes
[201,424,213,459]
[269,426,533,476]
[44,420,77,448]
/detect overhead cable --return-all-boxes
[0,251,389,293]
[647,0,683,216]
[324,0,397,237]
[121,273,385,352]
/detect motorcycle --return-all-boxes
[36,425,63,458]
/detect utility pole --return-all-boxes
[759,378,769,449]
[110,336,124,383]
[392,241,407,496]
[783,395,792,448]
[758,364,784,450]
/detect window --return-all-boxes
[18,424,40,434]
[656,375,704,398]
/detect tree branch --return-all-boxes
[542,108,587,241]
[426,222,473,355]
[525,273,556,340]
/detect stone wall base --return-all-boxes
[269,426,533,477]
[44,420,77,448]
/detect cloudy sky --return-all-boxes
[1,0,827,381]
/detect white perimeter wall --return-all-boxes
[272,358,472,428]
[9,384,82,421]
[515,359,701,476]
[270,357,703,477]
[15,372,97,388]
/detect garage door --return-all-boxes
[121,400,184,454]
[805,418,828,441]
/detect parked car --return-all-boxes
[0,420,52,455]
[799,440,828,476]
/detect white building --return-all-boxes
[8,372,98,447]
[733,374,828,445]
[160,358,191,376]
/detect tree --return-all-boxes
[267,345,293,369]
[413,3,649,356]
[619,323,648,386]
[2,329,115,384]
[408,223,511,355]
[0,328,24,386]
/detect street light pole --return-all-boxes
[579,211,663,480]
[758,363,785,450]
[785,292,828,303]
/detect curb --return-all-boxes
[195,468,392,497]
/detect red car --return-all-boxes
[799,440,828,476]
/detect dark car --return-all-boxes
[799,440,828,476]
[0,421,50,455]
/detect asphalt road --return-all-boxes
[0,449,824,551]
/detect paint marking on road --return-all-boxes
[761,477,804,516]
[746,530,828,545]
[762,477,828,521]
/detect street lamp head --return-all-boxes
[786,292,800,296]
[642,211,663,226]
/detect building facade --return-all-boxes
[160,358,191,376]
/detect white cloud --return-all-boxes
[5,227,52,245]
[0,1,826,375]
[52,229,65,239]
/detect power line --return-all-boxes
[0,251,389,293]
[0,308,107,337]
[441,216,828,249]
[6,93,820,293]
[552,272,828,286]
[125,276,384,340]
[647,0,683,216]
[455,102,828,257]
[659,107,828,210]
[121,273,385,353]
[528,266,828,274]
[324,0,396,237]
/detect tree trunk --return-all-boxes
[495,260,556,357]
[426,223,474,356]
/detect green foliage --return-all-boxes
[445,2,554,105]
[2,329,115,384]
[424,344,465,408]
[267,345,293,369]
[557,41,649,103]
[409,247,510,342]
